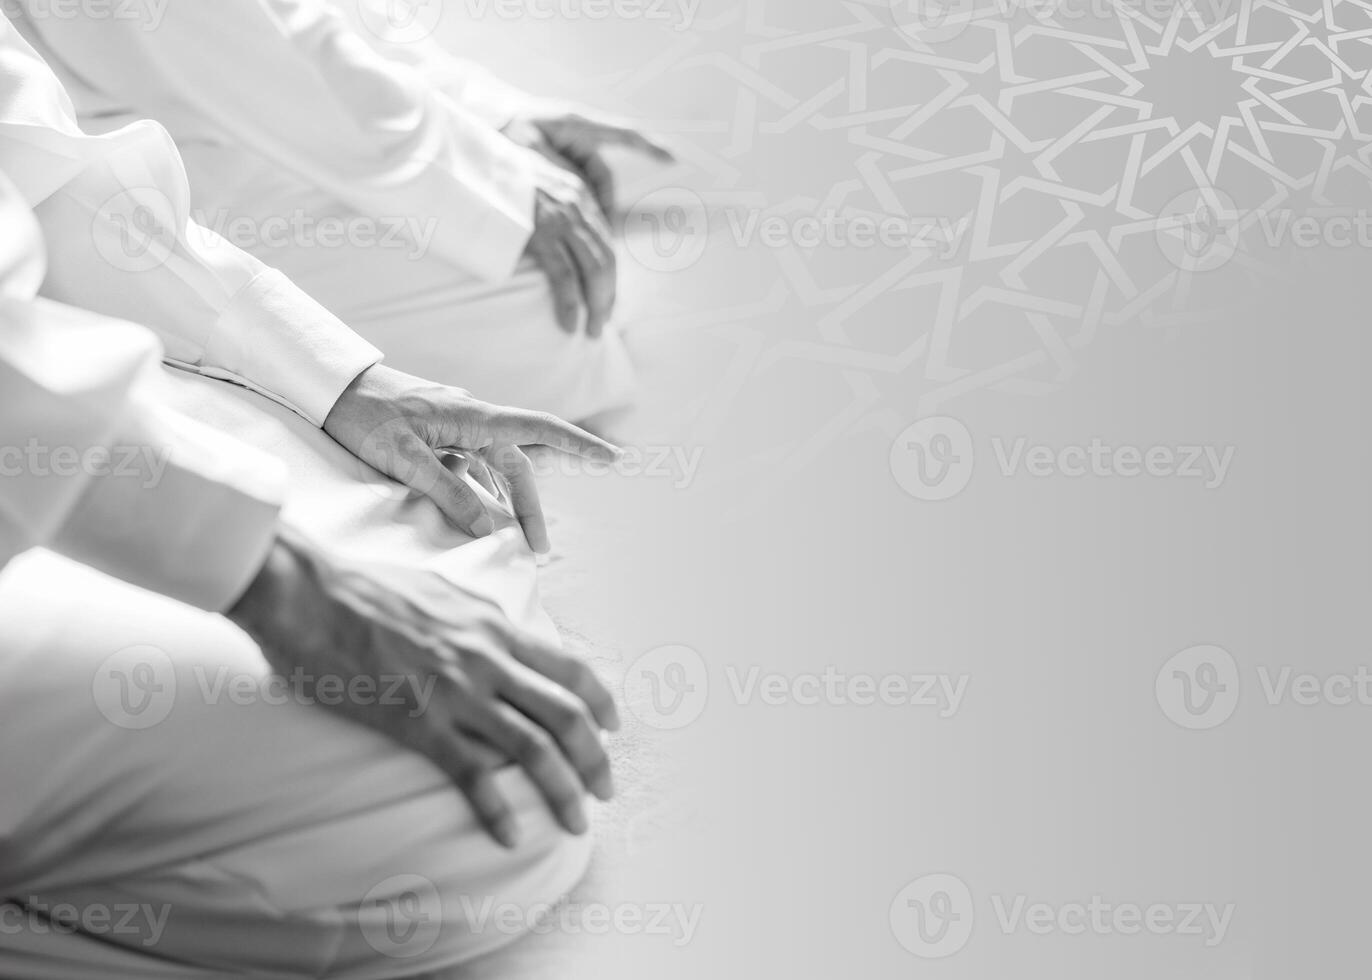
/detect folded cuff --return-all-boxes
[205,269,383,427]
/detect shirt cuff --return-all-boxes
[50,396,286,612]
[446,125,538,283]
[206,269,383,426]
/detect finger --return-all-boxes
[509,634,621,733]
[414,451,495,538]
[483,701,591,835]
[579,153,617,227]
[404,724,520,848]
[465,452,501,499]
[488,446,549,554]
[491,409,620,462]
[575,180,613,242]
[439,451,498,499]
[582,120,676,163]
[530,236,584,334]
[501,665,614,801]
[562,215,616,339]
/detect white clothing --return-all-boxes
[10,0,638,420]
[0,152,592,979]
[0,172,285,610]
[0,12,383,428]
[0,368,592,978]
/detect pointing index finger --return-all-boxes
[495,410,621,462]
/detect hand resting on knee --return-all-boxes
[227,525,619,848]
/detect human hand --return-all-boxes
[505,112,673,337]
[323,364,619,552]
[227,526,620,848]
[518,154,617,337]
[506,111,674,219]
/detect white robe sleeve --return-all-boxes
[0,180,285,612]
[13,0,538,283]
[345,0,547,129]
[0,14,383,428]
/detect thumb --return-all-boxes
[409,450,496,538]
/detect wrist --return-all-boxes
[225,530,299,643]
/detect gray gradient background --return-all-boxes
[434,1,1371,976]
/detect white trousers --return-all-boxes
[0,369,593,979]
[184,149,639,423]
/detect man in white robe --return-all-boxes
[8,0,673,423]
[0,183,609,974]
[0,7,622,544]
[0,17,628,976]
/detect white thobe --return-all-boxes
[10,0,638,421]
[0,24,593,975]
[0,9,385,430]
[341,0,549,129]
[0,170,285,611]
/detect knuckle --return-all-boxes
[563,655,595,687]
[449,492,482,519]
[547,256,575,282]
[587,755,612,784]
[513,727,555,764]
[482,804,514,829]
[451,755,490,789]
[552,701,590,740]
